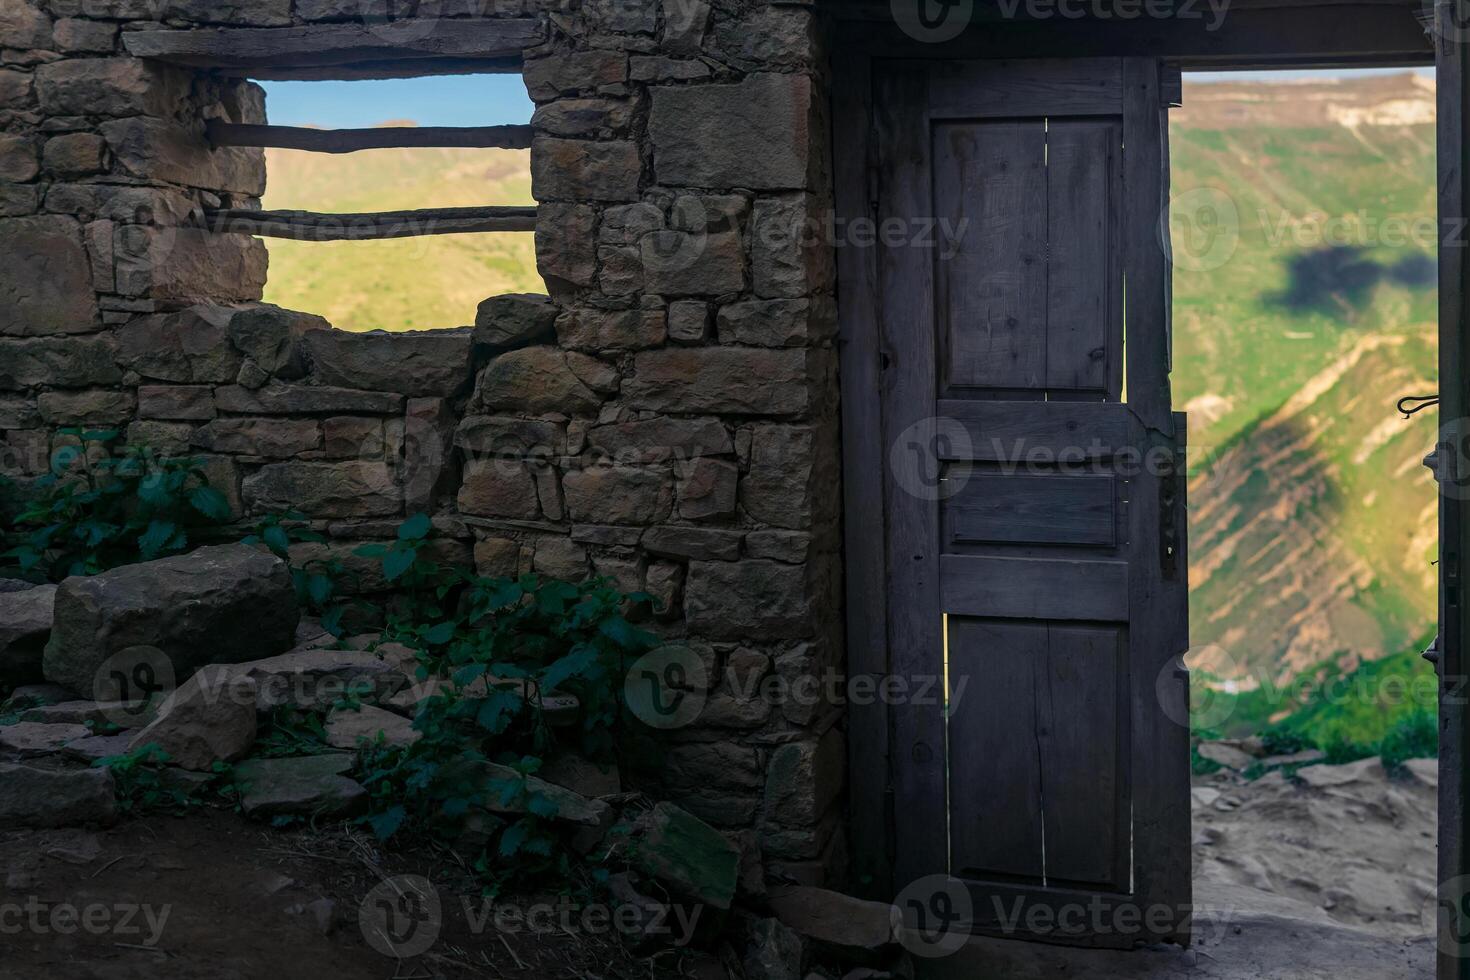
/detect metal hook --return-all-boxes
[1398,394,1439,419]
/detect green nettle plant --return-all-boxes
[352,514,658,888]
[244,510,352,637]
[98,744,233,814]
[2,430,233,582]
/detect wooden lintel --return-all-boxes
[206,206,537,241]
[123,19,542,73]
[206,120,534,153]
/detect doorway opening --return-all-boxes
[1173,66,1440,944]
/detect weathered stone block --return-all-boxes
[641,526,742,561]
[600,202,663,244]
[473,346,611,416]
[718,299,812,347]
[741,424,827,530]
[630,802,740,910]
[37,389,134,425]
[661,0,710,53]
[532,536,588,581]
[650,74,810,189]
[215,382,403,415]
[640,229,745,295]
[523,49,627,101]
[115,227,267,304]
[555,307,664,352]
[0,763,115,828]
[41,132,103,176]
[535,202,597,292]
[457,458,542,520]
[667,300,710,343]
[586,416,730,464]
[752,194,832,299]
[631,56,710,83]
[243,461,400,517]
[474,293,557,351]
[193,418,320,457]
[396,396,457,513]
[474,537,525,578]
[138,385,215,421]
[0,584,54,685]
[227,304,326,377]
[52,17,116,52]
[0,134,37,181]
[532,98,632,138]
[677,456,737,520]
[116,306,242,383]
[42,544,299,695]
[0,334,119,391]
[709,5,814,69]
[234,754,365,819]
[0,0,51,50]
[35,59,186,117]
[320,416,383,459]
[562,465,673,525]
[164,0,291,25]
[532,138,641,203]
[624,348,808,415]
[597,244,643,295]
[455,415,566,457]
[763,729,845,829]
[102,117,264,196]
[0,216,98,336]
[302,328,472,398]
[685,560,812,639]
[129,665,258,771]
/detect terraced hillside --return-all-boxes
[1171,73,1439,700]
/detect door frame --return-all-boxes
[831,8,1455,959]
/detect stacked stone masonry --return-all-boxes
[0,0,845,886]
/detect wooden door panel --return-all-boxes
[1046,119,1122,397]
[875,55,1190,949]
[947,620,1128,891]
[935,120,1048,393]
[945,471,1117,548]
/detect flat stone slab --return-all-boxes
[324,704,419,750]
[0,762,116,828]
[234,754,365,819]
[768,885,895,955]
[0,722,93,759]
[61,733,135,764]
[20,700,140,727]
[229,645,407,711]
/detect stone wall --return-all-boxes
[0,0,846,886]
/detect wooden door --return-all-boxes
[873,57,1191,948]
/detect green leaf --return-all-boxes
[262,524,291,558]
[398,513,432,542]
[475,689,524,735]
[367,805,407,841]
[527,793,559,819]
[540,645,600,693]
[423,621,456,646]
[353,542,389,559]
[137,520,176,560]
[383,547,417,583]
[188,485,231,522]
[498,819,531,858]
[305,572,333,606]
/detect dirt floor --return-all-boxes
[922,756,1439,979]
[0,811,722,980]
[0,756,1440,980]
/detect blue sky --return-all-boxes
[259,68,1430,129]
[259,74,534,128]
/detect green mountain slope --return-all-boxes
[258,126,539,331]
[1171,73,1439,701]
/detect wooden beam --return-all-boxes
[124,19,542,74]
[833,2,1432,69]
[206,120,533,153]
[206,206,537,241]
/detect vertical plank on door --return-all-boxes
[933,120,1048,393]
[1037,625,1126,887]
[1046,119,1123,398]
[946,618,1047,881]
